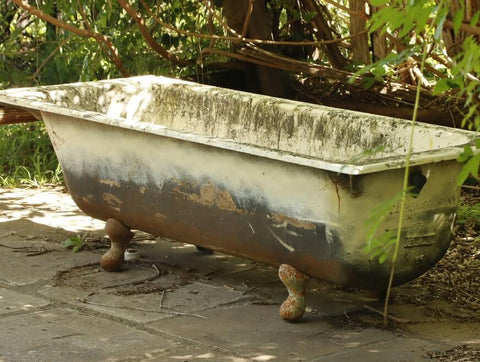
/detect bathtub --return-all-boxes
[0,76,476,320]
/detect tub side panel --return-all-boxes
[43,112,355,283]
[42,111,460,289]
[331,162,460,287]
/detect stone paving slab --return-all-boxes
[147,303,403,361]
[0,237,99,286]
[38,281,251,324]
[0,288,50,315]
[0,307,182,362]
[311,337,442,362]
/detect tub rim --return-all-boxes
[0,75,478,175]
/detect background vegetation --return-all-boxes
[1,0,479,187]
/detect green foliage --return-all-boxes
[363,192,402,264]
[369,0,443,39]
[63,234,86,253]
[456,139,480,185]
[456,202,480,228]
[0,123,62,187]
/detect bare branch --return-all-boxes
[12,0,129,77]
[117,0,190,66]
[241,0,255,38]
[444,19,480,36]
[142,0,366,47]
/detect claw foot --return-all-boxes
[278,264,309,322]
[100,218,134,272]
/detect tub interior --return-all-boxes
[1,76,475,168]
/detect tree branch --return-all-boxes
[12,0,129,77]
[116,0,190,67]
[141,0,366,47]
[241,0,255,38]
[300,0,348,69]
[444,19,480,36]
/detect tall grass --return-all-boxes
[0,122,63,187]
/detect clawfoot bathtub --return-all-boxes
[0,76,476,321]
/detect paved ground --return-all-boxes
[0,187,479,362]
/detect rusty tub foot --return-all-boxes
[100,218,134,272]
[278,264,310,322]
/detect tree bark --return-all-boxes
[301,0,348,69]
[350,0,370,64]
[0,105,38,125]
[222,0,288,97]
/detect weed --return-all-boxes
[63,234,87,253]
[0,122,62,187]
[456,202,480,229]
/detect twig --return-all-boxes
[0,243,28,249]
[117,0,190,66]
[241,0,255,38]
[241,279,278,295]
[462,185,480,190]
[51,333,83,340]
[13,0,129,76]
[0,243,53,256]
[77,298,206,319]
[27,247,52,256]
[159,289,166,308]
[363,304,411,323]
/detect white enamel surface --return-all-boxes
[0,75,477,175]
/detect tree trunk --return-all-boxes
[350,0,370,64]
[222,0,288,97]
[301,0,348,69]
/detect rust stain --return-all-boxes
[268,213,316,230]
[199,183,216,203]
[174,182,244,214]
[99,178,121,188]
[81,194,96,206]
[213,188,239,212]
[328,173,341,214]
[102,192,122,211]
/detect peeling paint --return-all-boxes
[268,227,295,253]
[102,192,122,212]
[99,179,120,188]
[267,213,316,231]
[174,183,244,214]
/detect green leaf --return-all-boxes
[470,11,480,27]
[433,78,451,95]
[457,145,473,162]
[434,13,447,41]
[457,154,480,185]
[370,0,389,6]
[362,76,377,89]
[63,235,85,253]
[453,8,465,34]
